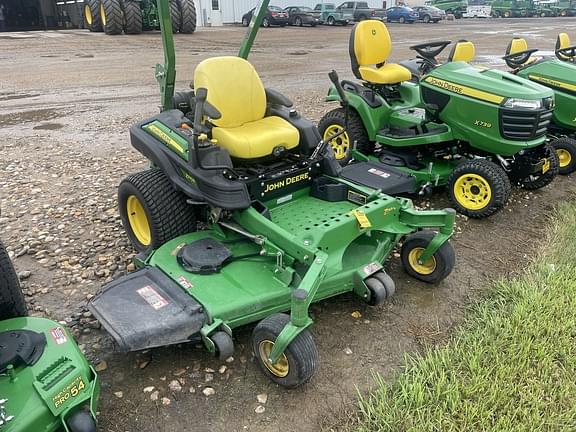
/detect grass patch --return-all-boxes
[355,202,576,432]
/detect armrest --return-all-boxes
[265,88,293,108]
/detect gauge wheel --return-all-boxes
[364,271,395,305]
[66,410,97,432]
[401,231,455,284]
[118,169,196,254]
[252,313,318,388]
[551,137,576,175]
[448,159,511,218]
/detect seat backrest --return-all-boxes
[506,37,528,56]
[448,40,475,62]
[194,56,266,128]
[557,32,571,51]
[350,20,392,79]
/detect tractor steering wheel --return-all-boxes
[502,48,539,69]
[409,41,452,60]
[556,45,576,61]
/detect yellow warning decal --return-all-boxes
[145,124,186,155]
[528,75,576,92]
[352,209,372,229]
[424,76,505,104]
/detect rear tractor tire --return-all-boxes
[100,0,123,35]
[252,313,318,388]
[448,159,511,218]
[179,0,197,33]
[123,0,143,34]
[518,144,559,190]
[84,0,103,32]
[169,0,181,32]
[318,108,372,165]
[118,169,197,254]
[551,137,576,175]
[0,240,28,320]
[401,231,455,284]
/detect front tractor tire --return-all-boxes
[518,144,559,190]
[123,0,143,34]
[178,0,197,33]
[0,240,28,320]
[100,0,123,34]
[118,169,196,254]
[318,108,372,166]
[252,313,318,388]
[448,159,511,218]
[84,0,103,32]
[401,231,455,284]
[551,137,576,175]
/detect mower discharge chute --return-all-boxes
[319,22,558,219]
[0,240,99,432]
[88,0,457,388]
[503,35,576,174]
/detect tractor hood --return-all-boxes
[423,61,554,104]
[517,58,576,95]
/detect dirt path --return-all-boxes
[1,19,576,432]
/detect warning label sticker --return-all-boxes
[177,275,193,289]
[137,285,169,310]
[50,327,68,345]
[368,168,391,179]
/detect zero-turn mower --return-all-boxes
[0,239,99,432]
[318,23,559,219]
[88,0,457,388]
[503,35,576,174]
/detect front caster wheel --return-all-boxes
[518,144,559,190]
[401,231,455,284]
[551,137,576,175]
[211,331,234,360]
[364,271,395,305]
[66,410,97,432]
[252,313,318,388]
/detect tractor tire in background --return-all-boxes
[101,0,124,34]
[123,0,143,34]
[170,0,181,32]
[84,0,103,32]
[0,240,28,320]
[179,0,197,33]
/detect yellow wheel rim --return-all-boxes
[85,5,93,25]
[407,247,437,275]
[126,195,151,246]
[258,340,289,377]
[453,173,492,211]
[557,149,572,168]
[100,3,107,25]
[323,124,350,160]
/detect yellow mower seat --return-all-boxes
[194,56,299,160]
[506,37,538,65]
[448,40,476,62]
[350,20,411,85]
[556,33,573,60]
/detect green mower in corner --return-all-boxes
[318,22,559,219]
[88,0,457,388]
[503,35,576,175]
[0,239,99,432]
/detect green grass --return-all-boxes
[354,202,576,432]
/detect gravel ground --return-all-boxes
[1,18,576,432]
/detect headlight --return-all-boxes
[502,98,542,109]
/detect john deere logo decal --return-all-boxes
[263,172,310,193]
[372,29,376,35]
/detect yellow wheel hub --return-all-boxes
[453,173,492,211]
[100,3,107,25]
[323,124,350,160]
[126,195,151,246]
[85,5,93,25]
[407,247,437,275]
[258,340,289,377]
[556,149,572,168]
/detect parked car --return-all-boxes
[314,2,353,24]
[284,6,321,26]
[241,6,289,27]
[385,6,419,23]
[413,5,445,22]
[336,1,386,21]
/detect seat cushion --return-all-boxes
[359,63,412,85]
[212,116,299,159]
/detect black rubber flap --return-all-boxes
[88,267,206,352]
[177,238,232,274]
[341,161,417,195]
[0,330,46,373]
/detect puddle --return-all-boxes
[33,122,64,130]
[0,93,40,102]
[0,108,64,128]
[287,50,310,55]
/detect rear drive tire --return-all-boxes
[118,169,197,254]
[123,0,142,34]
[100,0,123,35]
[179,0,197,33]
[551,137,576,175]
[518,144,559,190]
[252,313,318,388]
[0,240,28,320]
[448,159,511,218]
[401,231,455,284]
[84,0,103,32]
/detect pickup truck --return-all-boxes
[336,1,387,21]
[314,3,353,25]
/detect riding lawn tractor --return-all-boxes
[319,23,558,219]
[88,0,457,388]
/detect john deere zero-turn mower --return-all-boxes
[0,239,99,432]
[503,36,576,174]
[88,0,457,388]
[318,22,558,219]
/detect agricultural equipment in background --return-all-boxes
[424,0,468,18]
[0,239,100,432]
[551,0,576,15]
[84,0,196,35]
[489,0,537,16]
